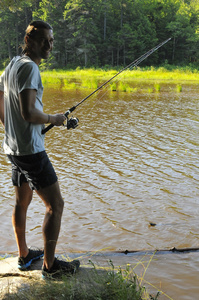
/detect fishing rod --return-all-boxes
[42,37,171,134]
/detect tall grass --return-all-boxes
[176,84,182,92]
[39,66,199,93]
[0,66,196,93]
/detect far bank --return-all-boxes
[39,66,199,92]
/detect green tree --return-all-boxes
[0,0,39,67]
[0,0,38,11]
[64,0,101,67]
[0,0,199,68]
[33,0,69,68]
[99,0,157,66]
[167,0,199,63]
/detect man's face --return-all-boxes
[30,29,54,60]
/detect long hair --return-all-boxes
[21,20,53,54]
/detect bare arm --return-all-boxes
[19,89,66,125]
[0,90,4,126]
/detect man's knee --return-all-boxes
[37,182,64,215]
[46,196,64,216]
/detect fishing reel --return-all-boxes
[64,116,79,130]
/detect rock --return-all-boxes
[0,256,43,299]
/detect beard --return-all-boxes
[41,49,51,59]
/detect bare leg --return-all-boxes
[36,181,64,270]
[12,182,33,258]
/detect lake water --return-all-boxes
[0,82,199,299]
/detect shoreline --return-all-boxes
[1,249,199,299]
[38,67,199,92]
[0,252,159,300]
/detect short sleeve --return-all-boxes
[17,62,41,93]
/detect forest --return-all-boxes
[0,0,199,69]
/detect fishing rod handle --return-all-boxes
[41,107,76,134]
[41,110,70,134]
[41,123,54,134]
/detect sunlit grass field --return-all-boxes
[39,66,199,93]
[0,66,198,93]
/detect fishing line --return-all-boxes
[42,37,171,135]
[79,83,115,128]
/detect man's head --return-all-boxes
[22,20,54,62]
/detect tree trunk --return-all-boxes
[111,50,114,66]
[172,36,176,62]
[117,47,119,66]
[84,51,87,67]
[7,39,12,59]
[84,39,87,67]
[123,42,126,65]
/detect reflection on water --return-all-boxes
[0,83,199,299]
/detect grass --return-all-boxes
[1,258,160,300]
[0,66,197,93]
[39,66,199,91]
[176,84,182,92]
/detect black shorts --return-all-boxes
[7,151,58,190]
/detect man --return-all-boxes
[0,20,80,278]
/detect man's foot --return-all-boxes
[42,257,80,279]
[18,248,44,270]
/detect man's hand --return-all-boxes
[49,113,66,126]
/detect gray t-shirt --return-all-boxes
[0,56,45,155]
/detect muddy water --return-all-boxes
[0,82,199,299]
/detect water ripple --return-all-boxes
[1,86,199,255]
